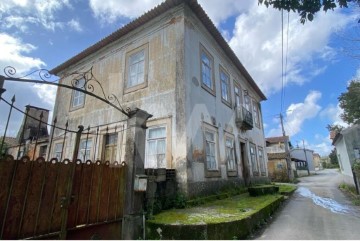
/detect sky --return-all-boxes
[0,0,359,156]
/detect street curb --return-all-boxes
[146,195,285,240]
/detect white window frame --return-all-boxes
[78,139,92,162]
[145,126,167,169]
[200,44,215,94]
[249,143,258,174]
[234,83,242,108]
[124,44,148,93]
[244,93,251,112]
[71,78,86,109]
[104,133,118,163]
[225,137,236,172]
[54,143,63,160]
[204,124,219,171]
[252,100,260,128]
[220,66,231,105]
[258,146,265,174]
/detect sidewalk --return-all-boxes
[146,184,296,239]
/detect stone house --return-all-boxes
[265,136,291,181]
[49,0,268,197]
[313,152,322,170]
[332,124,360,186]
[290,148,315,176]
[6,105,50,159]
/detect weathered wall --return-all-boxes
[52,5,185,166]
[290,149,315,172]
[183,5,268,196]
[336,136,354,181]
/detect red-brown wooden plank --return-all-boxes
[76,162,93,226]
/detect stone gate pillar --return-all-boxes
[122,108,152,240]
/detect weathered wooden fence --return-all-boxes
[0,155,127,239]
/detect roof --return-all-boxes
[332,124,360,145]
[267,152,288,160]
[266,136,289,144]
[50,0,266,101]
[25,105,50,112]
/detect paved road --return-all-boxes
[255,169,360,240]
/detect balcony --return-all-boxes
[235,106,253,130]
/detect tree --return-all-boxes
[338,80,360,124]
[258,0,360,23]
[326,124,344,133]
[329,148,339,165]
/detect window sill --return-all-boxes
[69,104,85,112]
[227,170,238,177]
[221,98,232,109]
[124,81,148,94]
[201,84,216,97]
[205,169,221,178]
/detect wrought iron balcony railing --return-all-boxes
[235,106,253,130]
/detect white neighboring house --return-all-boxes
[332,124,360,186]
[290,148,315,175]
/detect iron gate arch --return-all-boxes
[0,66,144,239]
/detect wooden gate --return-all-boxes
[0,155,127,240]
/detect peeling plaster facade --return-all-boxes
[51,1,268,197]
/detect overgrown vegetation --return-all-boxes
[339,182,360,206]
[276,184,297,194]
[148,193,283,225]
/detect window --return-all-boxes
[104,133,118,163]
[258,147,265,173]
[225,137,236,171]
[78,139,92,162]
[200,45,215,93]
[244,93,251,111]
[71,78,85,109]
[234,84,242,108]
[252,100,260,128]
[39,145,47,158]
[249,143,258,173]
[220,68,231,104]
[54,143,63,160]
[125,44,148,92]
[145,126,166,168]
[205,129,218,170]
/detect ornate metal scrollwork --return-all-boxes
[1,66,129,116]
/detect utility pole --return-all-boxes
[302,140,310,175]
[280,113,293,181]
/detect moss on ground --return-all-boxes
[276,183,297,194]
[147,193,282,225]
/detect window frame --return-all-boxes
[234,82,242,108]
[249,143,259,175]
[54,142,63,160]
[144,117,172,169]
[199,44,216,96]
[203,122,220,177]
[252,99,260,128]
[124,43,149,94]
[78,139,92,162]
[224,132,237,176]
[219,66,231,107]
[103,133,119,164]
[258,146,266,175]
[145,125,167,169]
[244,92,252,112]
[70,78,86,111]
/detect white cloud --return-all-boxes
[320,103,349,127]
[68,19,83,32]
[33,84,57,106]
[226,3,353,95]
[198,0,253,26]
[267,90,322,137]
[89,0,163,23]
[0,33,45,74]
[0,0,73,32]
